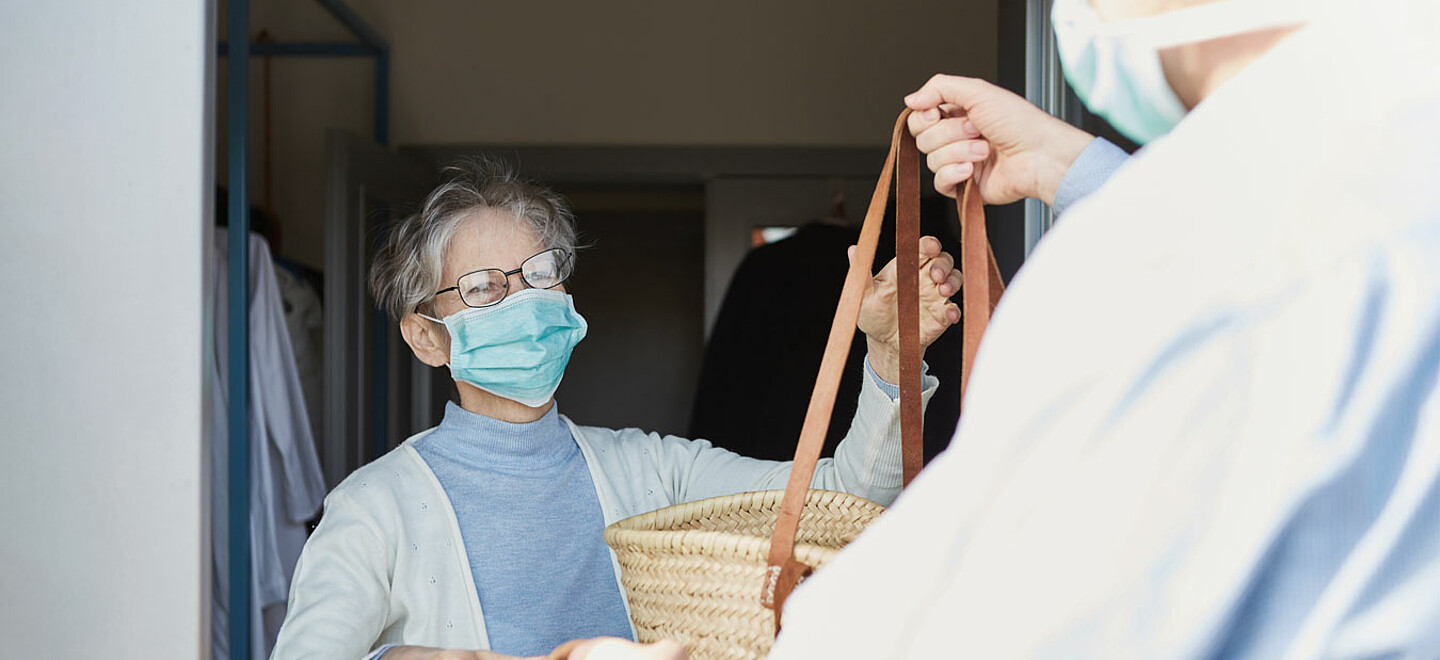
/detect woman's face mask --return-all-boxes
[422,287,588,408]
[1051,0,1315,145]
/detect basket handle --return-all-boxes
[760,108,1004,628]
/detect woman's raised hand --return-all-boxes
[854,235,962,384]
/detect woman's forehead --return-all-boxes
[441,209,544,279]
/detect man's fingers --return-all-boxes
[904,74,995,115]
[568,639,689,660]
[915,116,985,154]
[907,107,943,136]
[933,162,974,198]
[925,139,990,176]
[908,103,972,136]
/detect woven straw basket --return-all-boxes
[604,489,885,660]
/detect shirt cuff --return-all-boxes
[1052,137,1130,218]
[864,355,928,401]
[367,644,398,660]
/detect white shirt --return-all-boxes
[770,4,1440,660]
[212,230,329,660]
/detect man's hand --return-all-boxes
[568,638,687,660]
[854,235,962,384]
[904,74,1095,205]
[377,646,517,660]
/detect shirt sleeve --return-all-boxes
[1051,137,1131,218]
[864,355,929,401]
[270,492,395,660]
[651,360,939,507]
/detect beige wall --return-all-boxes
[219,0,998,269]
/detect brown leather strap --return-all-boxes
[761,108,1004,630]
[760,111,907,621]
[958,179,1005,402]
[897,124,924,487]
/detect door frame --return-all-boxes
[323,129,437,488]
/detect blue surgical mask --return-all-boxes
[1051,0,1315,145]
[421,287,588,408]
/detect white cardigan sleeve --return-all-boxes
[271,491,395,660]
[651,364,938,507]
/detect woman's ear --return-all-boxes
[400,313,450,367]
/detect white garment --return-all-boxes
[273,263,324,443]
[212,229,329,660]
[772,4,1440,660]
[271,369,937,660]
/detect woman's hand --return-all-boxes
[854,235,961,384]
[904,74,1095,205]
[377,638,688,660]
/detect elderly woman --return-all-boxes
[272,158,962,660]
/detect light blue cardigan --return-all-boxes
[271,369,937,660]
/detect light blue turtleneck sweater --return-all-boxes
[379,361,907,659]
[409,402,634,656]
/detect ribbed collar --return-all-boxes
[426,401,576,470]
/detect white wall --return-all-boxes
[0,2,211,658]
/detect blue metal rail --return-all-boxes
[225,1,251,658]
[222,1,388,657]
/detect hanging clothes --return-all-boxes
[273,262,324,443]
[211,228,328,660]
[689,221,867,460]
[690,204,965,462]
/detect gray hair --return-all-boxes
[369,156,579,321]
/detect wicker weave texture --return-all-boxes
[604,490,884,660]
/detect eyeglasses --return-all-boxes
[426,247,574,310]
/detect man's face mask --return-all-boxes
[1051,0,1316,145]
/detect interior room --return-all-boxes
[11,1,1432,659]
[208,4,1031,649]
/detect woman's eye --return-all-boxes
[464,280,497,297]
